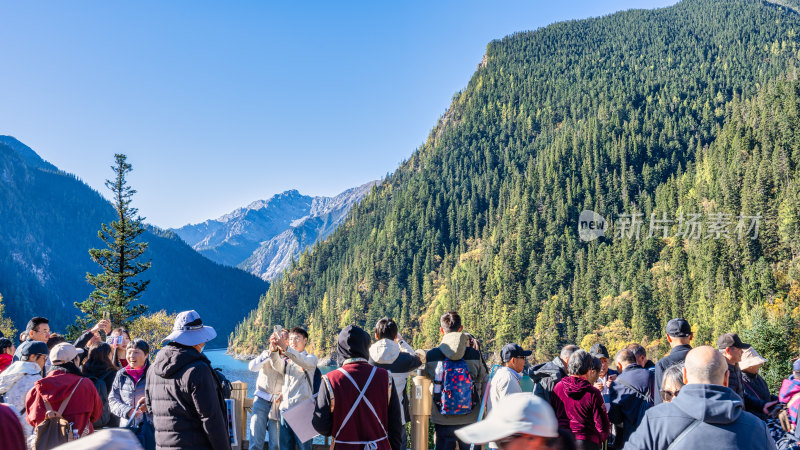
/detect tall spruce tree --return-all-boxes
[74,154,150,330]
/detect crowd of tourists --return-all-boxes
[0,310,230,450]
[3,309,800,450]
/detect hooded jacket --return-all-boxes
[0,360,42,439]
[530,356,568,403]
[369,338,422,423]
[314,325,403,450]
[145,343,230,450]
[25,367,103,437]
[550,376,610,444]
[625,383,777,450]
[423,332,488,426]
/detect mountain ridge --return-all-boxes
[0,137,269,346]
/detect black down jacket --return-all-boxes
[145,343,230,450]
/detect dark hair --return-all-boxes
[626,343,647,359]
[375,318,398,340]
[126,339,150,355]
[615,348,637,366]
[83,342,115,374]
[112,327,130,339]
[46,333,67,350]
[26,317,49,333]
[440,311,462,333]
[567,349,594,376]
[290,327,309,340]
[0,338,12,352]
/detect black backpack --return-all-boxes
[213,367,233,399]
[304,367,322,396]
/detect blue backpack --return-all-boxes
[434,359,476,415]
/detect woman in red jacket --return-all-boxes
[549,349,610,450]
[25,343,103,439]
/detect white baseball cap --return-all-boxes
[455,393,559,444]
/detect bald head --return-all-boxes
[683,346,729,386]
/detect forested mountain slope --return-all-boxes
[231,0,800,364]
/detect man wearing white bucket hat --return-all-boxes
[455,392,562,450]
[145,310,231,450]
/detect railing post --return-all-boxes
[410,369,432,450]
[231,381,253,450]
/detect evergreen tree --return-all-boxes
[73,154,150,330]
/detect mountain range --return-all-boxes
[173,181,377,280]
[229,0,800,384]
[0,136,269,347]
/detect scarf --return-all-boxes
[126,365,146,384]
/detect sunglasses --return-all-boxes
[660,389,680,402]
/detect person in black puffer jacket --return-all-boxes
[82,342,120,429]
[145,310,230,450]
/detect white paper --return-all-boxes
[281,397,320,443]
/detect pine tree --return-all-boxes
[74,154,150,330]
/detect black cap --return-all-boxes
[589,343,610,359]
[665,318,692,337]
[717,333,750,350]
[18,340,49,357]
[501,343,532,362]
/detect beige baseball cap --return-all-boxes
[49,342,84,365]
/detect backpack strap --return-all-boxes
[666,419,701,450]
[44,378,83,417]
[615,377,653,403]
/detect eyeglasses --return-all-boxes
[660,389,680,402]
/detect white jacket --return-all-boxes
[0,361,43,442]
[269,347,318,411]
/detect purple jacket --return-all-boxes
[550,376,610,444]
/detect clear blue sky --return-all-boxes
[0,1,677,228]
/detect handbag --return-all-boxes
[126,413,156,450]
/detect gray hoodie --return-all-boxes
[625,383,777,450]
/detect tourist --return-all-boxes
[13,317,50,363]
[659,363,684,403]
[25,343,103,440]
[82,342,120,428]
[626,346,776,449]
[531,345,579,403]
[0,340,48,445]
[145,310,230,450]
[717,333,777,416]
[270,326,318,450]
[549,349,610,450]
[368,317,422,450]
[313,325,402,450]
[608,349,652,447]
[248,327,288,450]
[423,311,489,450]
[653,318,693,405]
[110,339,151,427]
